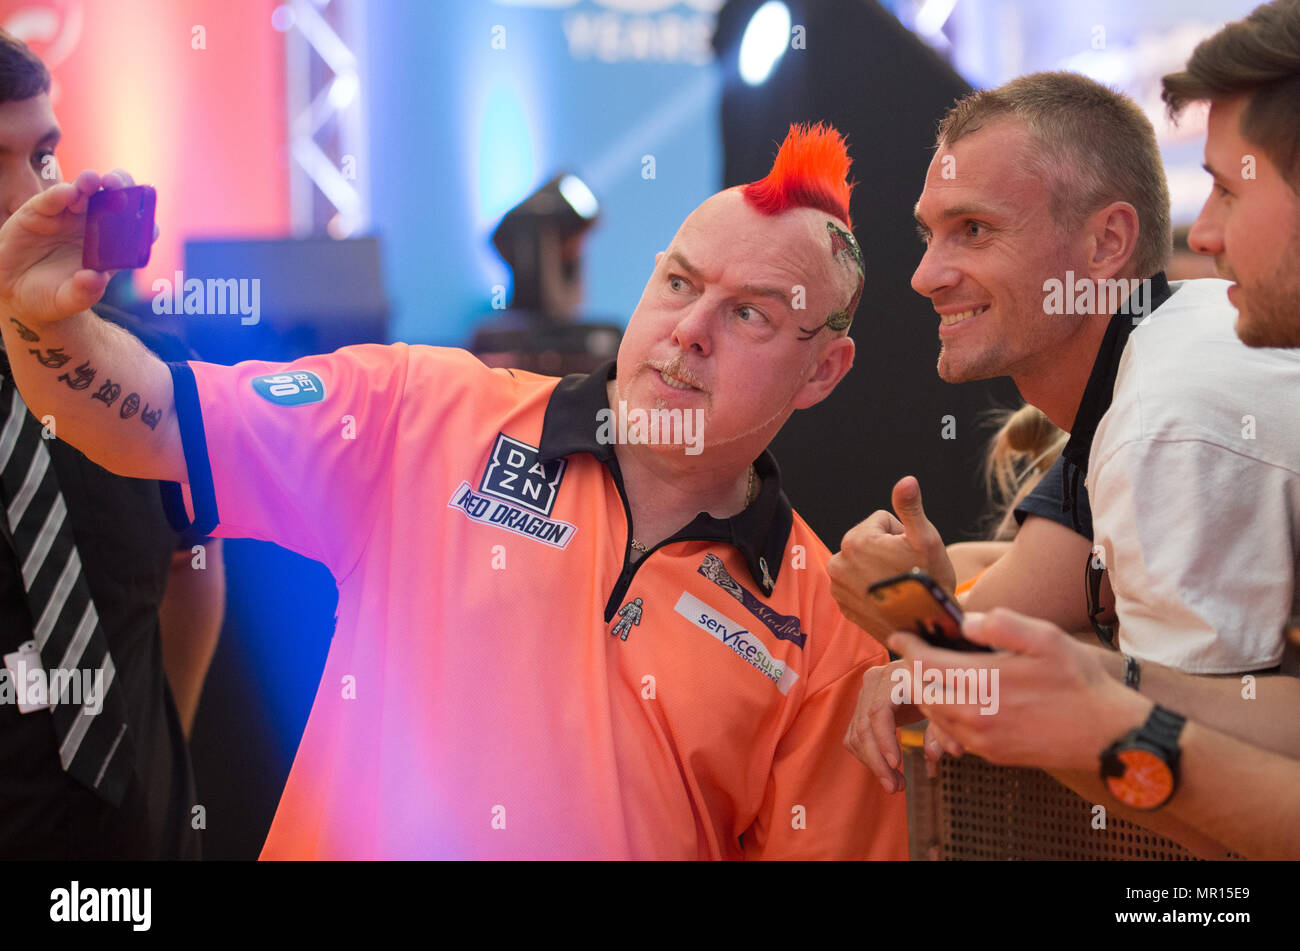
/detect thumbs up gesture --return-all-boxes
[827,475,957,637]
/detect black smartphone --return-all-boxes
[83,185,156,271]
[867,568,991,652]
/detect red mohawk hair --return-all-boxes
[741,122,854,228]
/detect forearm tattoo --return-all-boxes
[9,317,39,342]
[30,347,70,368]
[19,335,166,431]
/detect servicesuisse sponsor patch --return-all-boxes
[674,591,800,694]
[251,371,326,406]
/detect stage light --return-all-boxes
[328,69,359,109]
[491,173,601,316]
[558,174,599,221]
[476,173,620,376]
[738,1,790,86]
[914,0,959,38]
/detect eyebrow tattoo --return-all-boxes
[798,220,864,341]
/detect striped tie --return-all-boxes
[0,372,134,806]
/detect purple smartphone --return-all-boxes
[82,185,156,271]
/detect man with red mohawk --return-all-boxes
[0,122,904,859]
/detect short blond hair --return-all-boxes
[937,71,1172,278]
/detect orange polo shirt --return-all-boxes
[167,345,907,859]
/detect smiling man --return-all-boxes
[882,0,1300,863]
[0,122,906,859]
[831,71,1300,798]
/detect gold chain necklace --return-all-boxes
[631,465,756,553]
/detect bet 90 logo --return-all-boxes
[251,371,327,406]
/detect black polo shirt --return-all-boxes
[1014,272,1172,538]
[0,305,199,859]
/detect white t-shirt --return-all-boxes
[1089,278,1300,673]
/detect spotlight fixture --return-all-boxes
[739,1,791,86]
[491,173,600,317]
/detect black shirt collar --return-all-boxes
[1061,271,1172,471]
[1057,271,1172,533]
[538,360,793,595]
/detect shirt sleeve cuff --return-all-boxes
[159,361,220,537]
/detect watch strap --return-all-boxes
[1140,705,1186,757]
[1123,653,1141,689]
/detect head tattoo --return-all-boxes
[796,220,864,340]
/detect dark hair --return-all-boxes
[937,71,1172,278]
[1162,0,1300,188]
[0,30,50,105]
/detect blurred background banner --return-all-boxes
[4,0,1252,349]
[0,0,1261,857]
[1,0,290,286]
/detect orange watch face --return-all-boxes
[1106,749,1173,809]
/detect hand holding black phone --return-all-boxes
[867,568,992,652]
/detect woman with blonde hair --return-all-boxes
[948,404,1069,591]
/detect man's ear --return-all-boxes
[793,335,855,410]
[1086,200,1140,281]
[655,251,664,268]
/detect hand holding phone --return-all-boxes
[82,184,156,271]
[867,568,992,652]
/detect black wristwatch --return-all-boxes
[1099,705,1185,811]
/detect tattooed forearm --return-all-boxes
[30,346,70,368]
[24,346,165,429]
[57,360,96,390]
[91,380,121,406]
[9,317,39,342]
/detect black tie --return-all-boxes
[0,365,134,806]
